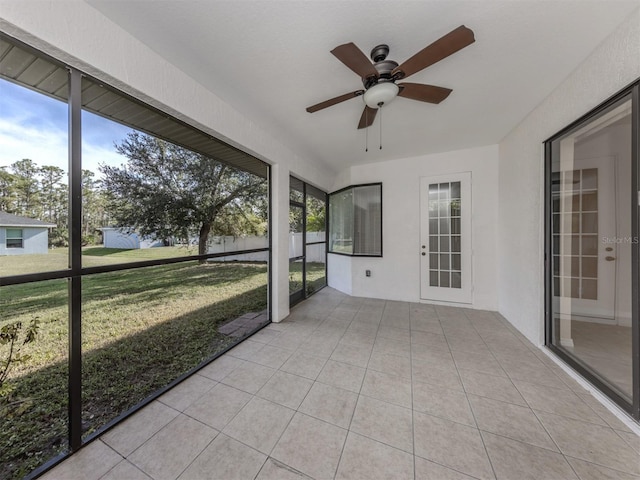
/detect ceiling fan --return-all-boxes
[306,25,475,129]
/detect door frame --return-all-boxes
[419,172,473,304]
[289,200,306,306]
[544,80,640,420]
[289,176,329,307]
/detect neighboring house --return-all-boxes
[101,227,166,249]
[0,211,56,255]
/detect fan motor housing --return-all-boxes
[363,59,399,89]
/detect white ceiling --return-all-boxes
[86,0,639,173]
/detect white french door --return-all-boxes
[553,155,619,324]
[420,172,472,304]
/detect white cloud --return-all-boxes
[83,142,129,175]
[0,117,67,169]
[0,117,127,179]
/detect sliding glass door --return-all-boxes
[546,83,639,418]
[289,176,327,306]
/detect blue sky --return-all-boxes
[0,78,133,180]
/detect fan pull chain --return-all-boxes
[365,108,369,152]
[379,104,383,150]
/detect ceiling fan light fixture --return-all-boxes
[363,82,399,108]
[306,26,476,129]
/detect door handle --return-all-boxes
[605,256,616,261]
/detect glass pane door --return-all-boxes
[289,203,305,304]
[290,177,327,305]
[549,94,633,404]
[420,173,472,304]
[305,188,327,295]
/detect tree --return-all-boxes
[0,167,16,213]
[39,165,65,223]
[0,159,109,247]
[11,159,41,218]
[306,195,326,233]
[39,165,68,247]
[48,182,69,247]
[101,132,267,260]
[81,169,109,245]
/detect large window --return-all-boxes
[329,183,382,256]
[5,228,23,248]
[0,34,270,480]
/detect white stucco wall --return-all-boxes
[0,1,336,321]
[327,253,353,296]
[328,144,499,310]
[498,8,640,344]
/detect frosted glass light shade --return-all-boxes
[363,82,399,108]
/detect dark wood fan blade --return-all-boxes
[331,43,379,79]
[392,25,475,80]
[398,83,452,104]
[357,106,378,129]
[306,90,364,113]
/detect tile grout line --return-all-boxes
[263,305,334,473]
[326,299,362,479]
[562,452,640,478]
[451,308,498,480]
[408,305,418,480]
[231,298,339,478]
[334,299,384,479]
[464,310,586,479]
[486,322,634,458]
[287,296,363,479]
[208,324,300,473]
[93,440,126,480]
[612,427,640,455]
[411,306,494,479]
[171,426,220,480]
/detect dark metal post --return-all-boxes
[324,191,328,288]
[68,68,83,450]
[267,166,272,322]
[302,183,307,298]
[544,140,552,348]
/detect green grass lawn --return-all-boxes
[0,245,199,277]
[0,249,268,480]
[289,261,327,294]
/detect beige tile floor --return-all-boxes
[41,288,640,480]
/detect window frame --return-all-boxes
[289,175,328,306]
[5,228,24,248]
[328,182,383,258]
